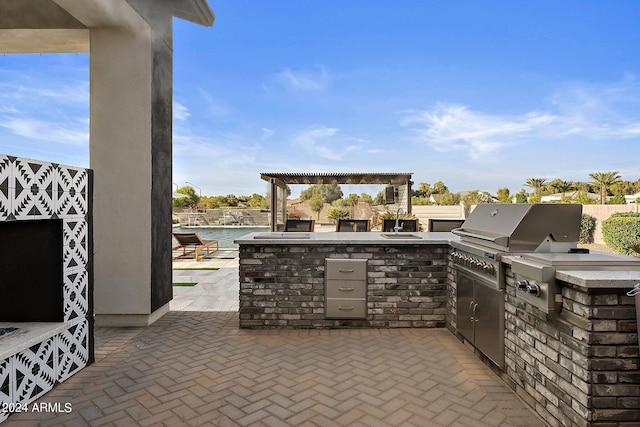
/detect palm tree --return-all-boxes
[524,178,547,202]
[589,171,622,204]
[550,179,575,201]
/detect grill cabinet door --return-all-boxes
[456,270,475,343]
[473,281,505,368]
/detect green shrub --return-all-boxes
[579,214,596,244]
[327,207,349,222]
[601,212,640,255]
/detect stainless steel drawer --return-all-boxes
[326,279,367,299]
[325,299,367,319]
[325,259,367,280]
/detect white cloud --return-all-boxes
[294,125,342,160]
[274,67,331,91]
[402,78,640,161]
[0,118,88,145]
[261,128,275,139]
[401,104,555,159]
[174,102,190,121]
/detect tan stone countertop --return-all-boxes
[235,231,458,245]
[503,254,640,290]
[554,269,640,289]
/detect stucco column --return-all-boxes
[91,19,173,326]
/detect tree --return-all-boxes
[374,190,386,205]
[411,196,432,206]
[610,180,636,196]
[496,188,511,203]
[438,192,460,205]
[300,184,343,204]
[589,171,622,204]
[550,179,574,201]
[432,181,449,194]
[462,190,484,205]
[413,182,432,197]
[246,193,268,209]
[359,193,374,205]
[574,191,597,205]
[608,194,626,205]
[524,178,547,199]
[310,194,325,219]
[173,186,200,208]
[345,193,360,206]
[515,190,528,204]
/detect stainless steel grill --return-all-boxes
[450,203,583,369]
[451,203,640,369]
[452,203,582,252]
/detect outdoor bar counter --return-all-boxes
[236,230,640,426]
[236,231,455,329]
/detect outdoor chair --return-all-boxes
[336,219,370,232]
[172,232,219,261]
[284,219,315,232]
[382,219,420,232]
[427,219,465,232]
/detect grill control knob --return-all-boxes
[525,283,540,296]
[516,280,529,290]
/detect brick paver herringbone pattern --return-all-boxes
[6,311,545,427]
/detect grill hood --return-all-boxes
[452,204,583,252]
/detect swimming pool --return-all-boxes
[172,226,268,248]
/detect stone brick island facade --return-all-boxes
[238,236,450,329]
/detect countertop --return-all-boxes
[554,270,640,289]
[235,232,640,290]
[235,231,458,245]
[503,254,640,290]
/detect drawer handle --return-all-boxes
[338,306,355,311]
[338,287,355,292]
[338,269,355,273]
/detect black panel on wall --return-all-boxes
[0,219,64,322]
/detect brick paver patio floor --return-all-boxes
[7,312,545,426]
[6,252,546,426]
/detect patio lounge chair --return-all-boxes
[336,219,370,232]
[172,232,219,261]
[284,219,315,232]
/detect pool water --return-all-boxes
[172,226,268,249]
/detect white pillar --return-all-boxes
[90,20,173,326]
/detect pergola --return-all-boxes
[260,172,414,231]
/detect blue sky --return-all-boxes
[1,1,639,198]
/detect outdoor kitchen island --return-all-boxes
[236,231,454,329]
[236,204,640,427]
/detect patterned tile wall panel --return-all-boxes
[56,319,89,383]
[0,155,92,423]
[0,155,12,221]
[0,358,11,423]
[12,338,57,404]
[11,157,57,221]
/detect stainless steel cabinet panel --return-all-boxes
[456,271,475,343]
[325,299,367,318]
[474,282,505,368]
[326,280,367,299]
[326,259,367,280]
[455,267,505,368]
[326,259,367,319]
